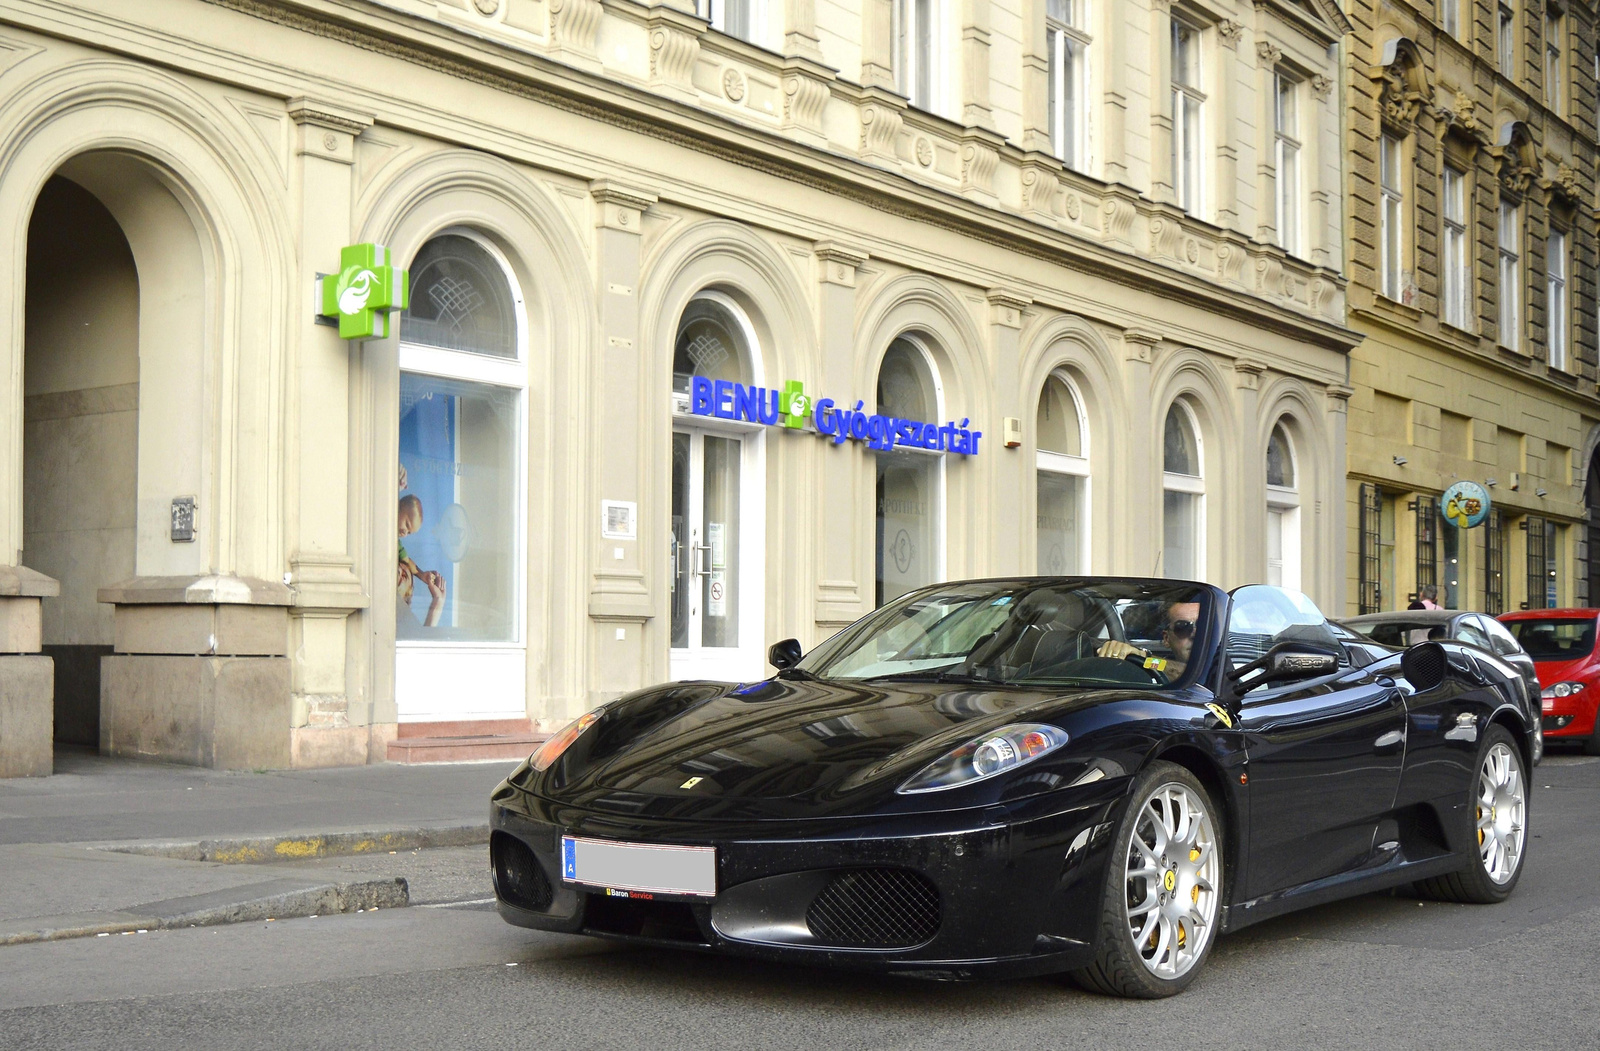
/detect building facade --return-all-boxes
[1342,0,1600,616]
[0,0,1356,773]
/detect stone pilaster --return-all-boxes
[986,290,1030,574]
[0,566,58,778]
[813,241,869,633]
[1118,329,1163,575]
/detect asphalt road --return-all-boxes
[4,751,1599,1051]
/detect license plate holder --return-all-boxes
[560,835,717,900]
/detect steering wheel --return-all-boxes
[1119,649,1170,686]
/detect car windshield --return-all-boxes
[794,579,1212,688]
[1504,618,1597,662]
[1351,620,1451,647]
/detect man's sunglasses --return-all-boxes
[1165,619,1198,639]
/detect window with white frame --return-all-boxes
[1266,423,1300,591]
[1379,133,1405,301]
[1499,197,1522,349]
[1035,373,1090,574]
[1275,70,1302,255]
[1498,4,1515,77]
[1171,15,1205,214]
[1545,7,1564,112]
[1441,0,1460,38]
[876,337,944,605]
[1162,403,1204,580]
[1548,228,1569,369]
[895,0,937,111]
[698,0,763,44]
[1047,0,1091,171]
[1441,163,1471,329]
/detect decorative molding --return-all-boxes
[590,178,657,231]
[986,289,1031,329]
[1217,20,1244,48]
[1019,153,1061,219]
[959,127,1003,201]
[1234,359,1266,390]
[721,67,746,102]
[1310,73,1333,98]
[647,8,701,98]
[472,0,501,13]
[1123,328,1162,363]
[779,57,832,145]
[549,0,602,56]
[815,240,868,286]
[858,89,905,164]
[286,97,373,135]
[1255,40,1281,65]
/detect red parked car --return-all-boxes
[1499,609,1600,753]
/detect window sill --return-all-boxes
[1545,365,1579,386]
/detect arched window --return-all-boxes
[670,292,765,680]
[1162,402,1204,579]
[395,231,527,721]
[1036,372,1090,574]
[1266,422,1300,590]
[876,336,943,605]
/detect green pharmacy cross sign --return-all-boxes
[318,243,408,340]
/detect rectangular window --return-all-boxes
[1379,134,1405,301]
[1499,197,1522,349]
[1442,0,1459,38]
[1484,509,1505,614]
[1415,499,1438,602]
[1548,228,1569,369]
[1498,4,1515,77]
[1046,0,1090,171]
[1275,71,1301,256]
[1171,16,1205,215]
[699,0,761,43]
[1441,164,1471,328]
[895,0,937,111]
[1526,515,1550,609]
[1359,483,1383,614]
[1545,8,1564,112]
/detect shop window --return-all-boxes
[1161,402,1203,579]
[670,293,764,680]
[1035,373,1090,574]
[1485,507,1505,614]
[1442,510,1461,609]
[1047,0,1091,171]
[396,231,528,720]
[1171,15,1205,215]
[876,337,942,605]
[1524,515,1555,608]
[1266,423,1299,590]
[1414,495,1438,605]
[895,0,939,111]
[1359,483,1383,613]
[401,234,518,359]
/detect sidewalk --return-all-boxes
[0,749,519,945]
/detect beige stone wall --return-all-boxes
[0,0,1361,763]
[1341,0,1600,614]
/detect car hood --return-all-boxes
[533,676,1146,819]
[1530,655,1598,687]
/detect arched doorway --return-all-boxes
[22,174,140,750]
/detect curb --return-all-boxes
[103,824,490,864]
[0,876,411,947]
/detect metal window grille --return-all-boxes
[1359,483,1383,613]
[1525,515,1548,610]
[1485,509,1505,614]
[1414,497,1438,600]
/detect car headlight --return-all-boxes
[530,712,600,772]
[897,724,1068,794]
[1541,681,1586,699]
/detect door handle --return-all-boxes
[1375,675,1396,688]
[1374,729,1404,751]
[693,542,712,577]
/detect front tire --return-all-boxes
[1069,762,1224,998]
[1416,724,1528,903]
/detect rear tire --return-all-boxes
[1067,761,1224,998]
[1415,724,1527,904]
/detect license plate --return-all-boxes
[560,836,716,898]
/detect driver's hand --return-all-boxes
[1096,640,1148,661]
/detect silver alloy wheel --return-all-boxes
[1477,741,1526,884]
[1123,781,1220,980]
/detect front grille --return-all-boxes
[491,831,553,911]
[584,894,706,943]
[805,868,940,949]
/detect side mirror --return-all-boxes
[1229,642,1340,692]
[768,638,803,670]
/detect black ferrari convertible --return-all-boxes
[490,578,1536,997]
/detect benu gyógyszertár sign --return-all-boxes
[687,377,982,455]
[317,243,408,340]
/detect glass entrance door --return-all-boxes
[671,429,753,681]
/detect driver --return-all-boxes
[1096,601,1201,678]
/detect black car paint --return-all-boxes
[491,581,1537,978]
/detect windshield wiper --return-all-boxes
[856,668,1000,685]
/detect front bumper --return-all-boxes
[488,781,1125,980]
[1540,695,1597,738]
